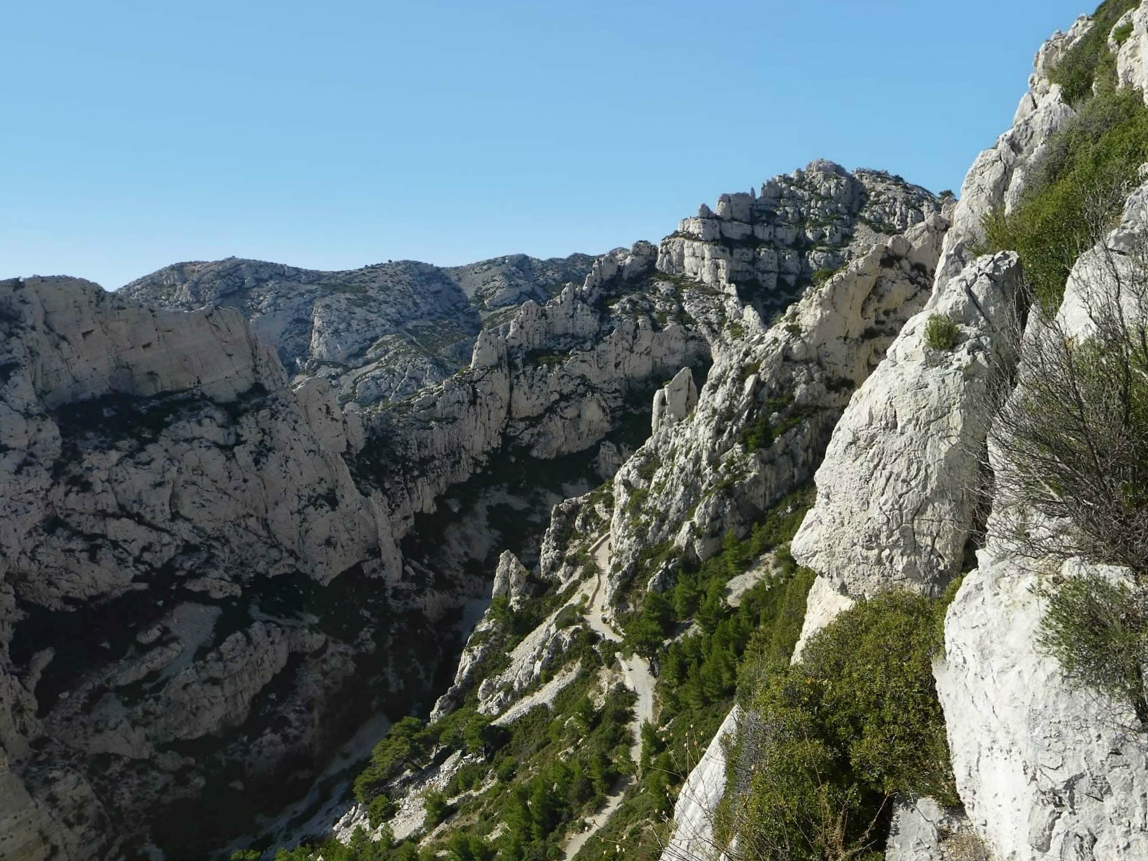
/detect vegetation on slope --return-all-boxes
[982,87,1148,311]
[1047,0,1140,106]
[720,585,961,861]
[983,0,1148,312]
[571,486,817,861]
[987,219,1148,726]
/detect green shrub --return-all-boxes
[1114,21,1134,45]
[811,266,841,286]
[938,189,955,199]
[554,603,582,629]
[367,794,396,827]
[738,412,773,450]
[923,314,960,351]
[424,790,451,827]
[495,755,517,783]
[445,833,495,861]
[991,327,1148,575]
[1037,574,1148,724]
[1048,0,1139,105]
[983,84,1148,311]
[732,591,957,860]
[354,716,434,803]
[624,590,675,658]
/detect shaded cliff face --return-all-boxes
[0,277,435,860]
[122,254,597,404]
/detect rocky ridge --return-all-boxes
[660,7,1148,861]
[542,173,949,603]
[123,253,597,404]
[0,158,946,860]
[7,5,1147,858]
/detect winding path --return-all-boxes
[563,533,656,860]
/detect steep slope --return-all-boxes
[14,4,1145,853]
[280,165,947,861]
[0,277,421,859]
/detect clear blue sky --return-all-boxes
[2,0,1093,290]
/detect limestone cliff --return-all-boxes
[0,277,413,859]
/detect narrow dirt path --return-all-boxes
[563,533,656,860]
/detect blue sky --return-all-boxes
[3,0,1092,290]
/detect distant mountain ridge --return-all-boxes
[122,252,597,402]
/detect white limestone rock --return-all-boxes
[651,367,698,435]
[658,161,937,303]
[790,575,855,662]
[934,554,1148,861]
[0,276,402,857]
[1113,3,1148,98]
[476,615,586,718]
[791,252,1022,597]
[606,212,948,597]
[885,797,986,861]
[491,550,529,609]
[123,253,597,404]
[364,247,712,537]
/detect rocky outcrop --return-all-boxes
[930,154,1148,861]
[599,204,948,597]
[491,551,529,609]
[0,279,397,607]
[885,798,985,861]
[1114,4,1148,95]
[658,162,937,305]
[788,18,1085,639]
[359,242,715,537]
[791,251,1022,598]
[935,555,1148,861]
[790,575,855,662]
[651,367,698,435]
[475,607,586,718]
[936,20,1084,289]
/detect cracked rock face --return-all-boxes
[791,251,1021,599]
[935,554,1148,861]
[658,161,937,308]
[788,17,1082,637]
[885,797,986,861]
[0,276,402,859]
[358,243,715,538]
[935,21,1082,290]
[599,207,948,599]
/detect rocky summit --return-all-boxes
[6,3,1148,861]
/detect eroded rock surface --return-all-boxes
[0,276,405,859]
[935,555,1148,861]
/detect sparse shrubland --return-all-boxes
[565,487,815,861]
[984,220,1148,725]
[1047,0,1140,105]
